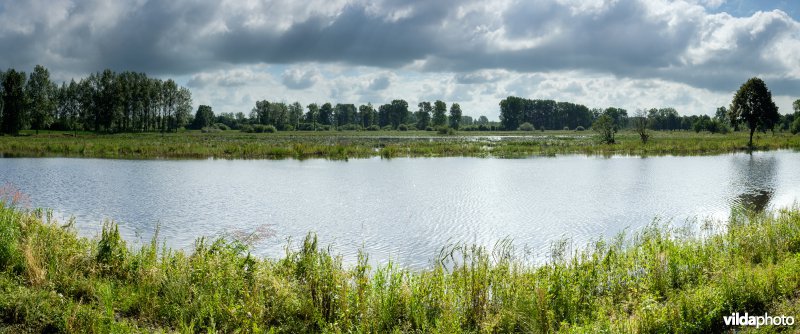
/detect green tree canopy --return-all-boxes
[26,65,56,134]
[449,103,462,129]
[1,69,27,135]
[592,114,617,144]
[192,105,214,129]
[432,100,447,127]
[415,101,432,130]
[729,77,779,146]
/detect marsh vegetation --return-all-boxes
[1,198,800,333]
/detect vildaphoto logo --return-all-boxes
[723,312,795,328]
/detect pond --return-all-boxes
[1,151,799,268]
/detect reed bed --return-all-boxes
[1,198,799,333]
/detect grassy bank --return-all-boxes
[1,201,800,332]
[0,130,799,160]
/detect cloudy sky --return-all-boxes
[1,0,798,119]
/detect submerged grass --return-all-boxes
[0,130,799,160]
[1,200,800,333]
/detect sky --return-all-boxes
[0,0,798,120]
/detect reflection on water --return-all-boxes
[730,153,778,213]
[1,151,799,268]
[737,190,773,212]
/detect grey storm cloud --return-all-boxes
[281,67,320,89]
[455,70,509,84]
[0,0,798,94]
[367,74,392,90]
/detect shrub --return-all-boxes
[252,124,267,133]
[593,114,617,144]
[398,124,408,131]
[382,125,393,131]
[563,126,570,131]
[575,126,585,131]
[367,125,380,131]
[239,124,254,133]
[96,222,128,277]
[296,123,315,131]
[518,122,535,131]
[337,124,362,131]
[792,117,800,135]
[437,126,455,135]
[425,126,434,131]
[200,127,221,133]
[214,123,230,131]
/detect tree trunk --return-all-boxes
[749,127,755,147]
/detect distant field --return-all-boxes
[0,129,799,159]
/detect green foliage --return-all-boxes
[191,105,215,130]
[1,69,26,136]
[730,77,780,146]
[398,124,408,131]
[366,125,380,131]
[96,222,128,278]
[792,117,800,135]
[517,122,535,131]
[2,200,800,332]
[500,96,594,131]
[436,126,455,135]
[593,114,617,144]
[4,130,800,160]
[0,202,23,273]
[239,124,254,133]
[575,126,585,131]
[449,103,462,129]
[337,124,362,131]
[415,101,432,130]
[432,100,447,127]
[25,65,56,134]
[247,124,278,133]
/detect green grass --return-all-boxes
[1,199,800,333]
[1,129,799,160]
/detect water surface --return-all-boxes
[1,151,798,268]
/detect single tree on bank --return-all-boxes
[191,105,215,129]
[729,78,779,147]
[633,109,649,144]
[593,114,617,144]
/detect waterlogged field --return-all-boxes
[1,130,799,159]
[1,201,800,333]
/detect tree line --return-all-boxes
[205,99,491,132]
[499,95,799,136]
[1,65,192,135]
[3,66,799,137]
